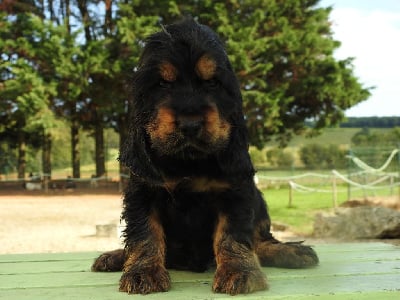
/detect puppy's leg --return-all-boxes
[118,181,170,294]
[120,212,170,294]
[92,248,125,272]
[213,213,267,295]
[254,220,319,268]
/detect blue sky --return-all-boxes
[319,0,400,117]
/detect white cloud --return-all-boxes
[322,2,400,116]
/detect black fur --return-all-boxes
[92,18,318,295]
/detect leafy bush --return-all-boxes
[299,143,347,169]
[249,147,266,165]
[266,148,295,168]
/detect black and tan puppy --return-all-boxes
[92,18,318,295]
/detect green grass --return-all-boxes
[283,127,391,147]
[262,184,397,236]
[263,188,341,235]
[287,128,360,147]
[50,159,120,179]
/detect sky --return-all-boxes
[318,0,400,117]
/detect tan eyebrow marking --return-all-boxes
[159,61,178,82]
[195,54,217,80]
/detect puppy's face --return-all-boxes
[134,26,241,161]
[145,54,232,159]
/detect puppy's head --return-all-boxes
[121,18,253,181]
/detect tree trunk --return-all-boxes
[118,114,129,179]
[95,112,106,178]
[104,0,113,35]
[17,130,26,179]
[42,132,52,179]
[71,118,80,179]
[77,0,92,42]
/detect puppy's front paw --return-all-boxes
[256,241,319,268]
[212,264,268,295]
[91,249,125,272]
[119,265,170,294]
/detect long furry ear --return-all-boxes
[119,124,163,185]
[217,113,255,183]
[118,45,164,185]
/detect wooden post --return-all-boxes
[390,176,394,196]
[288,181,293,208]
[362,173,367,200]
[43,174,48,194]
[332,174,338,209]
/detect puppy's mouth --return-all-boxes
[148,130,225,160]
[145,104,231,159]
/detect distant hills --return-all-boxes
[340,116,400,128]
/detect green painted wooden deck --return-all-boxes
[1,242,399,299]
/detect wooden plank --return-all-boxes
[0,243,399,299]
[2,247,398,278]
[0,252,101,263]
[1,263,399,290]
[0,275,399,300]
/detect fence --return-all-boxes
[2,149,400,204]
[0,173,130,193]
[257,149,400,208]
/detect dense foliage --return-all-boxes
[299,143,347,169]
[0,0,370,178]
[341,117,400,128]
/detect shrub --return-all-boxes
[266,147,294,168]
[249,147,265,165]
[299,143,347,169]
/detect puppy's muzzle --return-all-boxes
[177,116,204,138]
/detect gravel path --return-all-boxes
[0,193,298,254]
[0,194,124,254]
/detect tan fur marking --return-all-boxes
[205,104,231,142]
[191,177,230,192]
[163,179,179,192]
[214,215,257,265]
[162,177,230,192]
[213,214,267,294]
[119,210,170,293]
[159,61,177,82]
[213,214,228,261]
[196,54,217,80]
[148,211,166,264]
[147,107,176,141]
[123,211,166,271]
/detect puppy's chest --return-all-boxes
[163,176,231,193]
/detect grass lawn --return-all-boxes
[262,188,339,236]
[262,185,396,236]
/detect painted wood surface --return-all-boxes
[0,243,399,299]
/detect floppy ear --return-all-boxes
[119,121,163,185]
[216,62,255,183]
[217,111,255,183]
[118,68,163,185]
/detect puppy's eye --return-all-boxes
[204,78,219,89]
[160,80,173,89]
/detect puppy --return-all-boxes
[92,18,318,295]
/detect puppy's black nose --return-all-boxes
[179,119,202,137]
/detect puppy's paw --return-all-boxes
[91,249,125,272]
[119,265,170,294]
[212,264,268,295]
[256,241,319,268]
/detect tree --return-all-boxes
[1,0,371,179]
[0,10,60,178]
[163,0,371,147]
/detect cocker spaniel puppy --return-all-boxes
[92,18,318,295]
